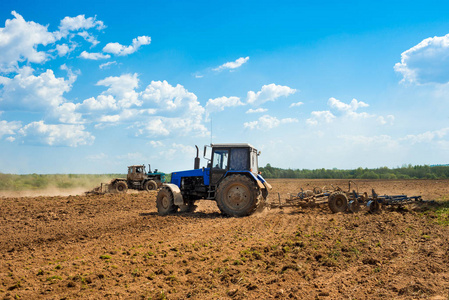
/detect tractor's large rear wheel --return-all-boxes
[115,181,128,193]
[156,187,178,215]
[216,175,261,217]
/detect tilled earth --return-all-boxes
[0,179,449,299]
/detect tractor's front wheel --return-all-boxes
[115,181,128,193]
[156,187,178,215]
[216,175,261,217]
[144,180,158,191]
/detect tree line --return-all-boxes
[259,164,449,180]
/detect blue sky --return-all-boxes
[0,0,449,174]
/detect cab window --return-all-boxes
[230,148,248,170]
[212,149,229,170]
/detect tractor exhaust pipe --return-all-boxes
[194,145,200,169]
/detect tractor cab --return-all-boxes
[127,165,146,182]
[208,143,260,187]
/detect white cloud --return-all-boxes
[247,83,296,105]
[246,108,268,114]
[127,80,207,137]
[77,31,99,46]
[244,114,298,130]
[79,51,111,60]
[306,111,336,126]
[377,115,395,125]
[307,97,394,126]
[213,56,249,72]
[0,11,56,72]
[53,102,83,123]
[55,43,76,56]
[400,128,449,144]
[0,120,21,138]
[58,14,105,38]
[205,96,244,120]
[328,97,372,119]
[394,33,449,84]
[18,121,94,147]
[79,95,118,111]
[96,73,140,108]
[328,97,369,112]
[103,35,151,56]
[99,61,117,69]
[289,101,304,108]
[0,66,75,111]
[149,140,164,147]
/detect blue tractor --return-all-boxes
[156,143,272,217]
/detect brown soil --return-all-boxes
[1,179,448,299]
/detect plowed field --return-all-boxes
[1,179,449,299]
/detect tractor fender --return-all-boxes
[163,183,184,206]
[262,180,272,191]
[225,171,266,189]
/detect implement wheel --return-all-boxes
[156,187,178,215]
[216,175,261,217]
[144,180,157,191]
[328,192,348,213]
[115,181,128,193]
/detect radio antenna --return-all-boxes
[210,118,213,144]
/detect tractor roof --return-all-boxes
[211,143,255,149]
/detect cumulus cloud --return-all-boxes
[96,73,140,108]
[58,15,105,34]
[246,108,268,114]
[400,128,449,144]
[55,43,76,56]
[244,114,298,130]
[0,66,75,111]
[306,111,336,126]
[394,33,449,84]
[205,96,244,120]
[289,101,304,108]
[247,83,296,105]
[377,115,395,125]
[18,121,94,147]
[0,120,21,138]
[79,51,111,60]
[103,36,151,56]
[149,140,164,147]
[139,80,207,137]
[213,56,249,72]
[0,11,56,72]
[328,97,371,119]
[307,97,394,127]
[53,102,83,124]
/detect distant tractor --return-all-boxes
[110,165,166,193]
[156,143,272,217]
